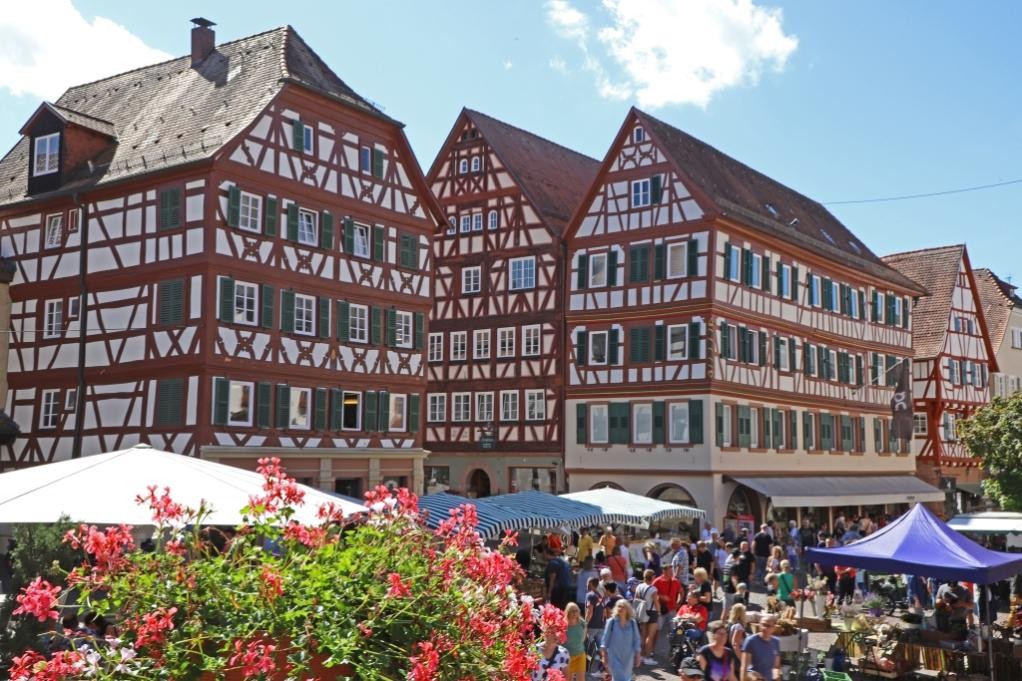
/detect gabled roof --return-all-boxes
[454,109,600,236]
[0,26,391,207]
[18,102,116,138]
[973,267,1018,354]
[632,109,924,294]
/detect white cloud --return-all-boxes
[549,56,570,75]
[546,0,798,108]
[503,60,514,70]
[0,0,171,100]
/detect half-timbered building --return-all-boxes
[564,108,943,527]
[882,246,996,510]
[974,268,1022,399]
[424,110,599,496]
[0,21,443,496]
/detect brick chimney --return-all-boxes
[190,17,216,67]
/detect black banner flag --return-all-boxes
[890,359,914,441]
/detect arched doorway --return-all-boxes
[648,483,696,507]
[467,469,491,498]
[725,486,757,538]
[590,481,625,491]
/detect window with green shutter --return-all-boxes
[607,249,618,286]
[280,290,295,333]
[629,327,651,363]
[256,382,272,428]
[264,196,278,237]
[687,240,699,276]
[260,285,274,328]
[650,174,663,203]
[689,399,703,444]
[688,322,701,360]
[276,384,290,428]
[652,401,665,444]
[370,307,381,345]
[373,225,385,262]
[575,330,588,366]
[791,266,799,301]
[788,410,797,449]
[413,312,424,350]
[364,391,378,431]
[654,325,665,361]
[336,301,350,341]
[313,388,327,430]
[218,277,235,323]
[576,253,588,290]
[820,413,833,450]
[737,405,751,448]
[372,148,384,178]
[378,391,390,430]
[608,328,619,365]
[576,403,587,444]
[227,186,241,228]
[286,203,299,241]
[629,245,649,283]
[321,211,334,249]
[385,308,397,347]
[654,243,666,280]
[155,378,184,426]
[212,377,229,426]
[158,188,181,231]
[608,402,630,444]
[157,279,184,326]
[399,234,417,269]
[408,394,420,433]
[291,119,304,151]
[317,297,330,339]
[330,388,344,431]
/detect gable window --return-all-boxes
[497,327,515,358]
[631,179,651,208]
[589,330,608,365]
[40,389,60,429]
[458,158,468,174]
[727,245,741,281]
[288,387,311,429]
[68,208,81,232]
[667,242,687,278]
[523,325,541,356]
[349,304,368,343]
[427,394,446,422]
[462,266,481,294]
[472,213,483,231]
[669,402,690,443]
[394,311,413,348]
[64,387,78,411]
[352,223,370,258]
[446,216,456,235]
[44,300,63,339]
[501,390,519,421]
[473,329,490,359]
[509,256,536,290]
[34,133,60,176]
[779,265,791,298]
[633,126,645,143]
[451,331,467,361]
[228,381,254,427]
[428,333,443,362]
[488,210,499,230]
[297,209,318,246]
[239,192,262,233]
[452,393,471,421]
[475,392,493,422]
[633,403,653,444]
[234,282,258,326]
[342,391,361,430]
[388,393,407,431]
[525,390,545,421]
[589,252,608,287]
[667,324,688,361]
[471,156,481,172]
[293,294,315,335]
[360,146,372,174]
[44,214,63,249]
[300,124,314,154]
[589,404,609,444]
[460,215,472,233]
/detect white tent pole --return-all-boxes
[986,584,995,681]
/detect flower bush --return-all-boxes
[8,457,540,680]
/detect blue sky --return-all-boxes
[1,1,1019,283]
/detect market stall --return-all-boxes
[418,492,552,538]
[560,487,705,524]
[948,511,1022,535]
[807,503,1022,680]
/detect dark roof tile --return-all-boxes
[882,244,965,358]
[973,267,1016,353]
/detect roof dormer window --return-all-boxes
[33,133,60,176]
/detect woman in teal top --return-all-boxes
[564,603,587,681]
[777,559,797,605]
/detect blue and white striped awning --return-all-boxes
[485,490,642,528]
[560,488,705,523]
[418,493,549,539]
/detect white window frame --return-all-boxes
[458,158,469,174]
[633,403,653,444]
[722,324,738,361]
[776,337,790,371]
[450,331,467,361]
[748,330,760,365]
[297,209,318,247]
[667,324,688,361]
[43,300,63,339]
[666,242,687,278]
[460,215,472,233]
[234,281,259,326]
[64,388,77,411]
[488,210,499,230]
[589,330,608,365]
[472,213,483,232]
[668,402,690,444]
[893,296,903,323]
[780,264,792,298]
[727,244,741,281]
[473,329,490,359]
[388,393,407,432]
[349,304,368,343]
[351,222,370,258]
[446,216,456,236]
[471,155,481,172]
[804,413,816,450]
[509,256,536,290]
[588,252,608,288]
[394,311,413,349]
[44,213,63,249]
[452,393,471,422]
[68,208,81,233]
[40,389,60,429]
[631,178,651,208]
[33,133,60,176]
[827,350,837,380]
[427,394,446,423]
[849,289,860,319]
[751,254,762,288]
[228,381,255,427]
[462,266,481,294]
[428,332,443,362]
[591,403,609,444]
[341,391,362,431]
[288,386,311,430]
[500,390,519,421]
[497,327,515,358]
[360,146,372,175]
[301,124,314,154]
[293,294,316,336]
[239,192,262,233]
[525,390,546,421]
[523,325,541,357]
[633,126,645,143]
[811,275,822,308]
[1011,328,1022,349]
[475,392,493,422]
[721,404,733,447]
[913,413,928,436]
[749,407,759,448]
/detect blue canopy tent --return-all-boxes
[418,493,552,539]
[806,503,1022,680]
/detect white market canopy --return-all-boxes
[560,487,705,524]
[948,512,1022,535]
[0,444,366,527]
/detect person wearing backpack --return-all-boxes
[601,600,642,681]
[632,569,659,665]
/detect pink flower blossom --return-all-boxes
[12,577,61,622]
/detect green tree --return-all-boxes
[957,393,1022,511]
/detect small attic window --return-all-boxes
[33,133,60,176]
[819,228,836,245]
[847,239,862,254]
[764,203,779,219]
[633,126,645,143]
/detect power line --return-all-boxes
[823,177,1022,206]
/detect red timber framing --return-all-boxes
[562,107,927,522]
[0,26,444,495]
[883,245,997,483]
[423,109,598,496]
